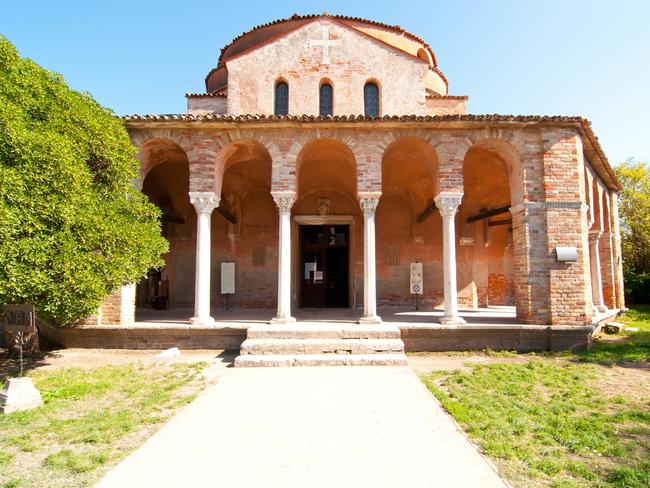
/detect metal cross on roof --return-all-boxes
[309,25,341,65]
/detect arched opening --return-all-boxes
[137,140,191,311]
[216,140,275,308]
[364,81,380,117]
[379,137,440,306]
[274,80,289,116]
[461,141,517,311]
[319,81,333,117]
[294,139,358,308]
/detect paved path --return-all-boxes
[97,367,507,488]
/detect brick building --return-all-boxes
[83,14,623,359]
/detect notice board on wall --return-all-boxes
[410,262,423,295]
[221,262,235,294]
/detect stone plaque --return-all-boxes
[386,244,400,266]
[410,263,423,295]
[221,262,235,295]
[3,304,35,333]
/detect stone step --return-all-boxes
[234,353,408,368]
[246,323,402,340]
[240,338,405,355]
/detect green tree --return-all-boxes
[0,36,167,324]
[615,160,650,302]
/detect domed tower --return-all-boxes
[187,13,467,116]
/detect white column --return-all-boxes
[189,192,219,325]
[359,193,382,324]
[271,192,296,323]
[435,192,466,325]
[589,231,607,313]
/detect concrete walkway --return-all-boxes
[97,367,507,488]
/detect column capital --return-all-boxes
[358,192,381,215]
[271,191,296,212]
[189,192,220,214]
[589,230,603,242]
[434,192,463,218]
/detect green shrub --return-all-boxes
[0,36,167,324]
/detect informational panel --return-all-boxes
[221,262,235,295]
[410,262,423,295]
[3,304,36,333]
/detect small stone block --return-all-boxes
[1,377,44,414]
[603,322,625,334]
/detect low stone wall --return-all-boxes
[37,321,246,350]
[400,325,593,352]
[37,320,594,353]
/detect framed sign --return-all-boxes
[410,263,423,295]
[3,304,36,333]
[221,262,235,295]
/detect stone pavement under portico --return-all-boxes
[97,366,508,488]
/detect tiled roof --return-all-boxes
[186,92,227,98]
[426,94,468,100]
[217,13,439,68]
[123,113,620,190]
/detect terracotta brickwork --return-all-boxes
[227,19,431,116]
[103,14,624,331]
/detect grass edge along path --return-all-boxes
[0,361,208,488]
[422,306,650,488]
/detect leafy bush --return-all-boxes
[0,36,167,324]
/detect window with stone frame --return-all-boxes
[364,82,380,117]
[319,82,333,116]
[274,81,289,116]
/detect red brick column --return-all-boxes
[599,231,616,309]
[542,129,592,325]
[609,192,625,309]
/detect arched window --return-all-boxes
[319,83,333,116]
[364,82,379,117]
[274,81,288,116]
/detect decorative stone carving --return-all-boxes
[434,193,462,218]
[189,192,220,214]
[272,191,296,213]
[317,197,331,216]
[359,192,381,215]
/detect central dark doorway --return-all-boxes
[299,225,349,308]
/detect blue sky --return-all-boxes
[2,0,649,165]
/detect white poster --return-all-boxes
[304,262,317,280]
[410,262,423,295]
[221,262,235,294]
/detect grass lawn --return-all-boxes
[422,305,650,488]
[0,361,208,488]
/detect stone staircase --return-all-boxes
[234,323,407,367]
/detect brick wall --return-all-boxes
[226,19,430,116]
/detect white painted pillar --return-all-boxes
[435,192,466,325]
[189,192,220,325]
[271,192,296,323]
[589,231,607,313]
[359,193,382,324]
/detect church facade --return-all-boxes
[92,14,623,352]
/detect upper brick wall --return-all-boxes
[226,18,431,116]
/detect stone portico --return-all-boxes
[77,14,624,363]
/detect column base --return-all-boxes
[358,315,382,325]
[270,316,296,324]
[189,316,215,326]
[439,315,467,325]
[595,305,608,314]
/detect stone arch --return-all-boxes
[138,138,190,184]
[214,138,273,197]
[294,138,359,215]
[381,135,440,198]
[460,132,524,206]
